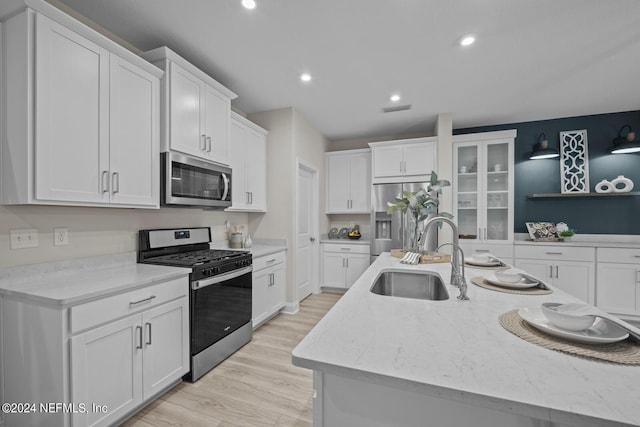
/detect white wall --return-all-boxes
[0,205,248,267]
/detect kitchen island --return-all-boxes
[292,253,640,427]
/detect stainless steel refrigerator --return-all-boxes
[370,182,438,262]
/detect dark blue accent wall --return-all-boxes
[454,111,640,235]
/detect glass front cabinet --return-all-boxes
[453,130,516,246]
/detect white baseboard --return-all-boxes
[281,302,299,315]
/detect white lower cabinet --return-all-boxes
[322,243,370,289]
[515,245,595,304]
[252,251,286,328]
[1,276,189,427]
[596,248,640,317]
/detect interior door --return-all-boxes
[297,164,316,300]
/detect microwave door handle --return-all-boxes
[221,173,230,201]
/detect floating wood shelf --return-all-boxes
[527,192,640,199]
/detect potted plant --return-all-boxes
[556,222,575,241]
[386,171,452,252]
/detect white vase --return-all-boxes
[611,175,634,193]
[595,179,613,193]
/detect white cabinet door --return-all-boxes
[229,119,248,209]
[252,268,271,327]
[327,155,350,212]
[515,260,551,282]
[348,152,371,212]
[109,54,159,207]
[204,84,230,164]
[403,141,436,176]
[71,314,143,427]
[372,145,403,178]
[345,254,370,288]
[246,127,267,211]
[554,261,594,304]
[597,263,639,315]
[323,253,347,288]
[269,265,286,313]
[169,62,204,158]
[141,298,189,399]
[35,13,109,203]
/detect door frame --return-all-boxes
[296,159,320,299]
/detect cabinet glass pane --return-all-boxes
[487,209,508,240]
[456,145,479,240]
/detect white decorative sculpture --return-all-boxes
[560,130,590,193]
[594,180,613,193]
[611,175,634,193]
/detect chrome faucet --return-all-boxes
[421,216,469,300]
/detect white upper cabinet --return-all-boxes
[0,5,161,208]
[326,149,371,214]
[369,138,437,183]
[453,130,516,244]
[227,112,268,212]
[142,47,237,165]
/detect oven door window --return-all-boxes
[171,161,230,201]
[191,271,252,355]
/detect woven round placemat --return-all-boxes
[471,277,552,295]
[499,309,640,365]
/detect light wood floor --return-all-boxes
[122,292,342,427]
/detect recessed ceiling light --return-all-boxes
[390,94,401,102]
[300,73,312,82]
[242,0,256,10]
[460,35,476,46]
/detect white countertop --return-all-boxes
[211,238,287,258]
[320,238,371,245]
[292,253,640,426]
[514,233,640,249]
[0,252,190,307]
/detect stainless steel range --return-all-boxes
[138,227,252,382]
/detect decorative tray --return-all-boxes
[390,249,451,264]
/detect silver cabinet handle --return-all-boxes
[102,171,109,193]
[250,192,253,204]
[201,134,207,151]
[636,270,640,283]
[145,322,152,345]
[340,247,351,251]
[549,265,553,278]
[476,249,490,253]
[555,265,559,279]
[346,258,349,268]
[342,258,345,268]
[478,228,481,239]
[266,258,276,264]
[112,172,120,194]
[247,192,250,204]
[136,326,143,350]
[546,252,563,255]
[207,136,212,152]
[129,295,156,306]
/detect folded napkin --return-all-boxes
[400,252,420,265]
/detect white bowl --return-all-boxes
[494,270,522,284]
[540,302,596,331]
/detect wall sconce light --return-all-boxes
[610,125,640,154]
[529,133,559,159]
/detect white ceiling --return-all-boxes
[10,1,640,140]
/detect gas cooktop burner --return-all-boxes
[148,249,248,267]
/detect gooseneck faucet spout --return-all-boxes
[421,216,469,300]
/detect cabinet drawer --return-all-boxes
[322,243,370,255]
[253,250,286,272]
[70,277,188,334]
[598,247,640,264]
[515,245,595,262]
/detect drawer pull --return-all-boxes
[475,249,490,253]
[634,255,640,258]
[545,252,563,255]
[340,248,351,251]
[129,295,156,306]
[266,258,276,264]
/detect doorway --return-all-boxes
[297,160,319,301]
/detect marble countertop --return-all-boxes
[0,252,190,307]
[320,238,371,245]
[211,238,287,258]
[292,253,640,426]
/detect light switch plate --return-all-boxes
[10,229,39,249]
[54,228,69,246]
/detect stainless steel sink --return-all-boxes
[370,269,449,301]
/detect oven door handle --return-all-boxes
[192,265,253,290]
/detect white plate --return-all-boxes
[465,256,501,267]
[486,276,539,289]
[518,307,629,344]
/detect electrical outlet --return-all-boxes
[54,228,69,246]
[10,229,39,249]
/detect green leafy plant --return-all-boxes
[556,222,575,237]
[386,171,453,250]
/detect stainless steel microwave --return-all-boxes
[161,151,232,208]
